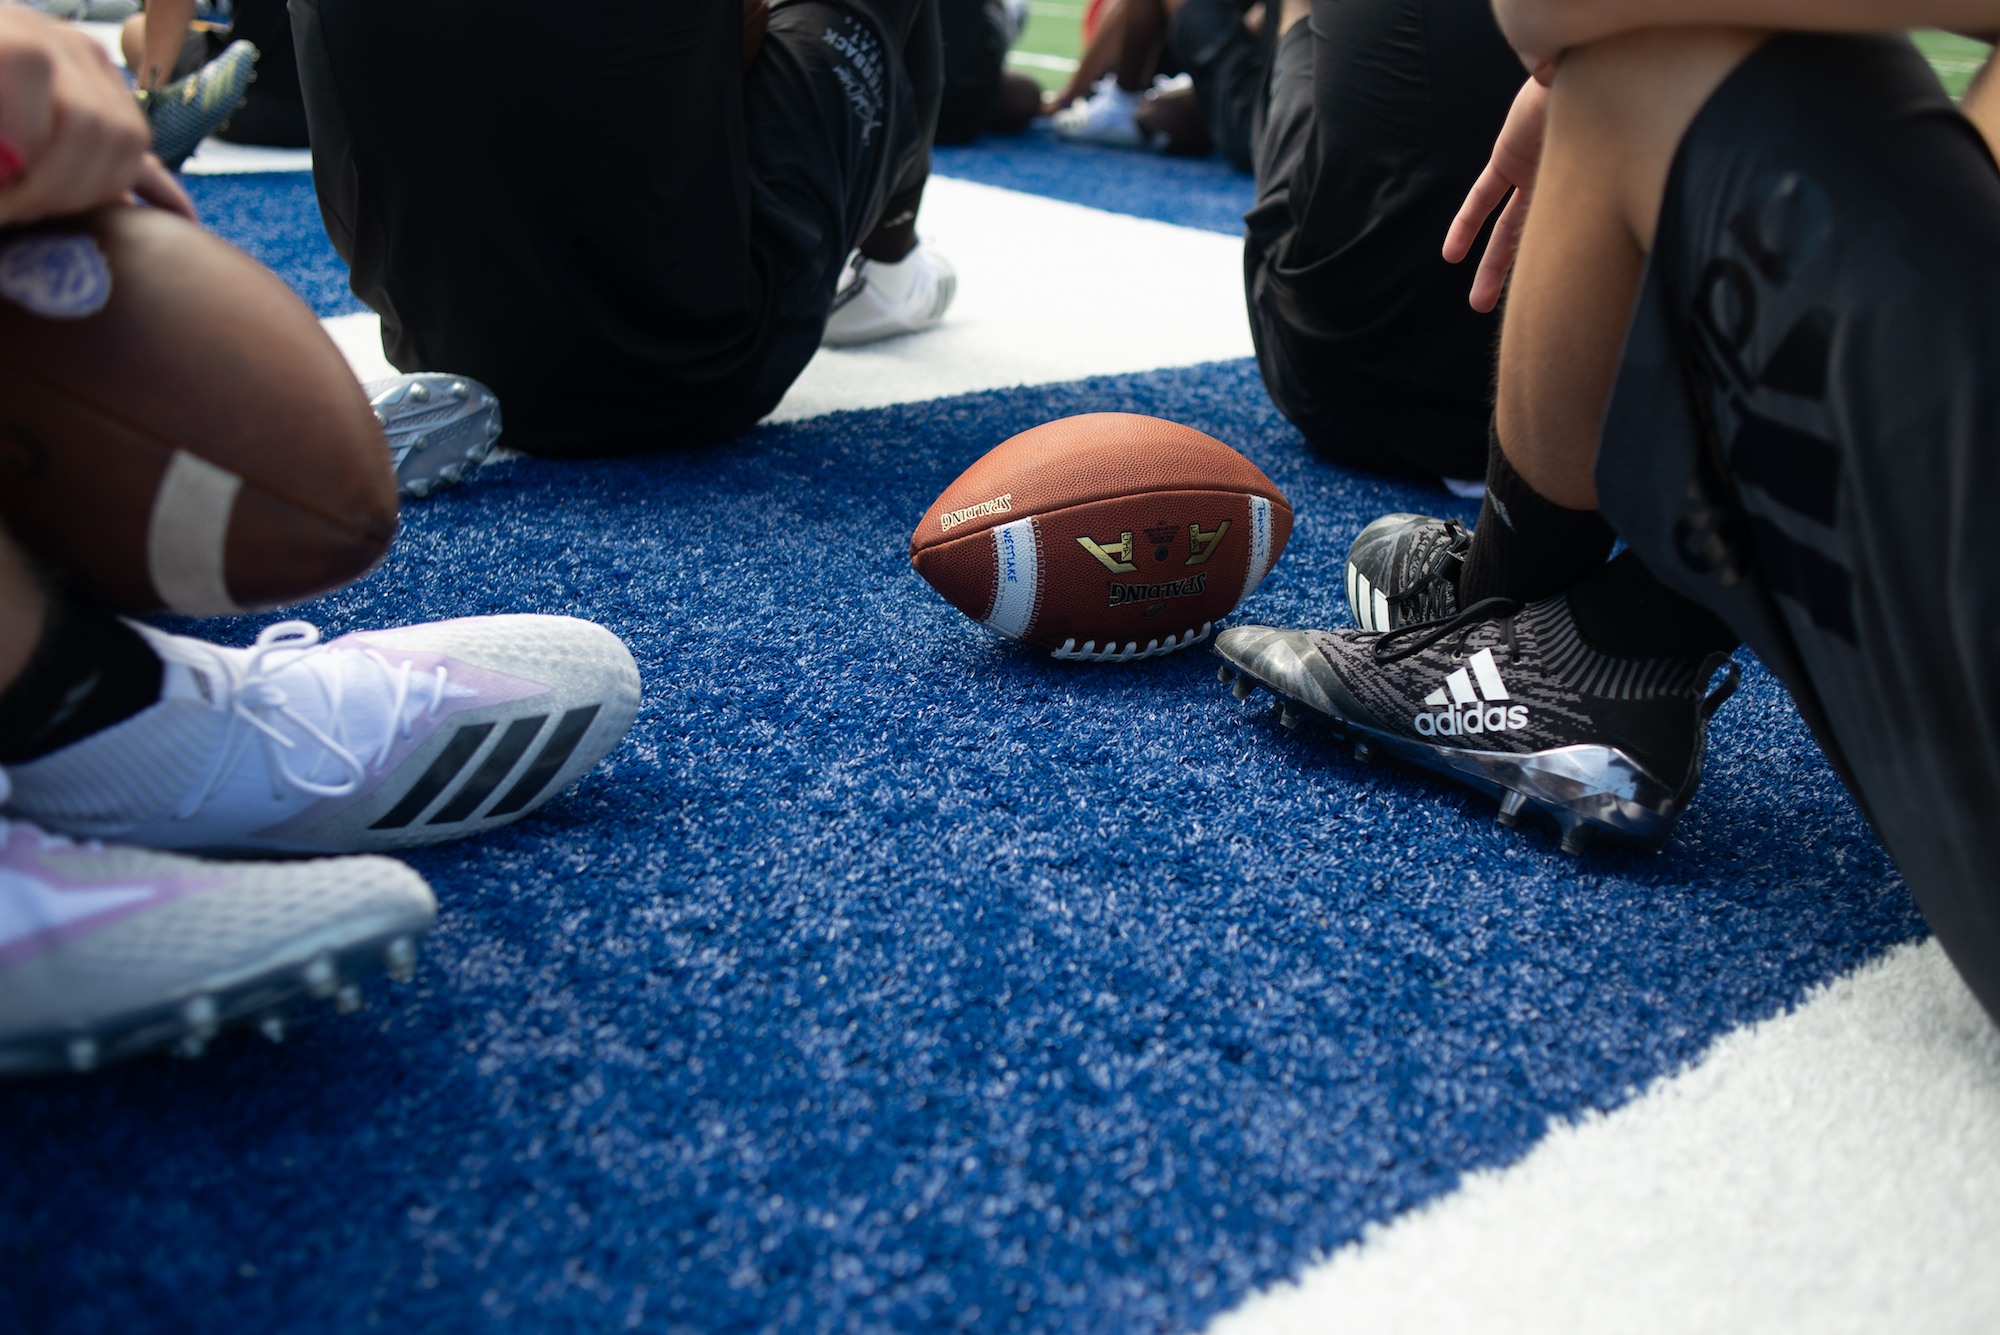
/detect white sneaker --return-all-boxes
[1050,75,1159,149]
[6,616,642,854]
[822,239,957,346]
[0,769,436,1077]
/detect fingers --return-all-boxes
[0,38,57,177]
[0,14,156,227]
[133,153,195,219]
[1443,162,1513,265]
[1468,188,1532,314]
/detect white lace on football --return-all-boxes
[174,621,454,816]
[1048,623,1213,663]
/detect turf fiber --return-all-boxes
[0,152,1923,1333]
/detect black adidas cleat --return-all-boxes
[1345,512,1471,633]
[1215,598,1740,853]
[366,373,504,499]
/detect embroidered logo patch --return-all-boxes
[0,234,113,319]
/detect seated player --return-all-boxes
[1241,0,1522,484]
[290,0,955,456]
[0,9,642,1074]
[1216,3,2000,1023]
[935,0,1040,144]
[122,0,311,154]
[1047,0,1272,171]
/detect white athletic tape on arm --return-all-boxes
[147,451,244,615]
[1238,495,1274,607]
[983,518,1040,641]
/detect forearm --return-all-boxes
[138,0,196,91]
[1497,0,2000,59]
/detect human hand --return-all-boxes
[0,7,194,228]
[1441,75,1548,313]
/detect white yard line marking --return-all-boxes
[1007,51,1081,73]
[323,175,1254,424]
[1208,938,2000,1335]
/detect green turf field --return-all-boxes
[1009,13,1990,100]
[1010,1,1085,90]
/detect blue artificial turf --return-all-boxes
[936,126,1255,237]
[0,359,1920,1332]
[0,154,1922,1331]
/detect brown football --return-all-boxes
[911,413,1292,660]
[0,205,397,616]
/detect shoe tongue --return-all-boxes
[160,659,223,709]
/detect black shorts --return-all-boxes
[1596,33,2000,1020]
[294,0,939,457]
[936,0,1007,144]
[1242,0,1520,483]
[1169,0,1267,173]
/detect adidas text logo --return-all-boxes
[1413,648,1527,738]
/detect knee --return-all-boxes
[1547,27,1769,240]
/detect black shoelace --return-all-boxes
[1381,519,1471,622]
[1373,597,1523,665]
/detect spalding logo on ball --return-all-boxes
[911,413,1292,660]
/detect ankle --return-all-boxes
[858,185,924,263]
[1458,416,1616,606]
[1566,551,1739,660]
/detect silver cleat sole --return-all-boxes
[367,373,503,500]
[1217,658,1692,854]
[0,925,423,1079]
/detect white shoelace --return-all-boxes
[173,621,454,819]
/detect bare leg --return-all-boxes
[1495,28,1764,510]
[0,522,48,696]
[123,0,198,92]
[1115,0,1170,93]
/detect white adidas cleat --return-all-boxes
[5,616,642,855]
[821,239,957,346]
[0,770,436,1077]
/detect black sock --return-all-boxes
[1459,417,1618,606]
[858,184,924,263]
[0,600,163,765]
[1566,551,1741,660]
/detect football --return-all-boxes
[0,205,397,616]
[911,413,1292,660]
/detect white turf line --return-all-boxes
[1209,938,2000,1335]
[322,175,1255,412]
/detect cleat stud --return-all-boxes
[303,953,338,999]
[258,1014,286,1044]
[407,382,431,403]
[1217,665,1236,684]
[1279,706,1300,730]
[371,408,387,427]
[334,983,363,1015]
[175,1035,208,1060]
[409,434,429,453]
[450,380,470,398]
[1497,791,1528,828]
[183,994,219,1041]
[1559,824,1590,856]
[406,478,431,498]
[384,936,418,983]
[1231,679,1256,701]
[1353,741,1375,763]
[67,1037,99,1073]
